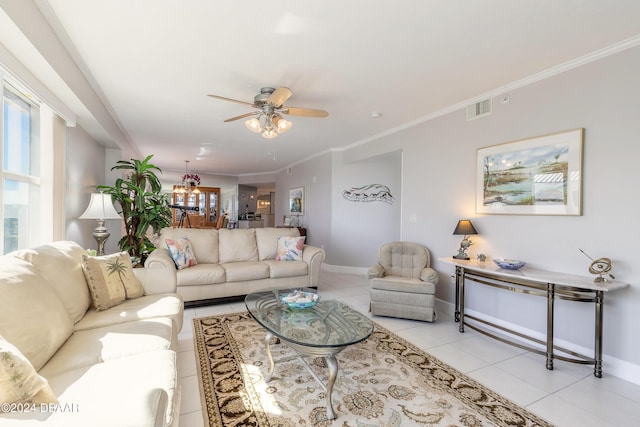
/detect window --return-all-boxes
[1,81,41,254]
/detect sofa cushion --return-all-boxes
[11,241,91,324]
[40,318,175,378]
[0,256,74,371]
[81,252,145,311]
[161,227,219,263]
[165,237,198,269]
[177,263,226,286]
[74,293,184,332]
[255,227,300,260]
[28,350,178,427]
[219,228,259,263]
[276,235,306,261]
[263,260,308,278]
[222,261,269,282]
[0,335,58,405]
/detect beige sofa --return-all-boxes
[145,227,325,305]
[0,241,183,427]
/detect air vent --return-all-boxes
[466,99,492,121]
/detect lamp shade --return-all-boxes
[79,193,121,220]
[453,219,478,236]
[245,117,262,133]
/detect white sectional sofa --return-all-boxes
[145,227,325,305]
[0,241,183,427]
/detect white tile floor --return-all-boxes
[177,271,640,426]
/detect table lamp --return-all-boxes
[79,193,121,255]
[452,219,478,260]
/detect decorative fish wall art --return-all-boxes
[342,184,394,204]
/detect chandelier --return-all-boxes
[244,106,292,139]
[174,160,200,195]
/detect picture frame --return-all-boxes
[283,215,292,226]
[476,128,583,216]
[289,186,304,215]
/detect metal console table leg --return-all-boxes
[458,268,465,333]
[546,283,555,371]
[595,290,604,378]
[454,266,462,322]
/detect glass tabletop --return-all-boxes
[245,288,374,348]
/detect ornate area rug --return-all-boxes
[193,312,553,427]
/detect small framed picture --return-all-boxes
[289,186,304,215]
[283,216,292,226]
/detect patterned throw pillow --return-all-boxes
[166,237,198,270]
[0,335,58,406]
[81,252,145,311]
[275,236,306,261]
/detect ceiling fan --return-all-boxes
[207,87,329,139]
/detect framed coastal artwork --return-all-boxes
[289,186,304,215]
[476,128,583,216]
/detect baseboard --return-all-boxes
[184,287,318,309]
[321,263,368,275]
[434,298,640,385]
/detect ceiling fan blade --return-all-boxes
[224,112,258,122]
[281,107,329,118]
[267,87,292,107]
[207,94,255,107]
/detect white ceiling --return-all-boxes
[5,1,640,176]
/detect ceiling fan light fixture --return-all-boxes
[210,86,328,139]
[262,128,278,139]
[272,114,292,134]
[245,117,262,133]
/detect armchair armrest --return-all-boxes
[420,267,439,284]
[367,264,385,279]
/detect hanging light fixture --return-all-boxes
[174,160,201,195]
[244,106,292,139]
[209,86,329,140]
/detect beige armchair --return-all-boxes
[368,241,438,322]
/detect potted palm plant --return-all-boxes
[98,155,172,264]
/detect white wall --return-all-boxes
[64,125,113,252]
[329,150,402,267]
[290,45,640,381]
[275,153,332,248]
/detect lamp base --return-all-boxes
[453,255,470,260]
[92,219,110,256]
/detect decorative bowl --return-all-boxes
[493,259,526,270]
[280,290,320,309]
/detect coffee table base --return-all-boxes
[264,331,344,420]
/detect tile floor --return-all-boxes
[177,270,640,426]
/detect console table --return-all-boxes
[440,258,629,377]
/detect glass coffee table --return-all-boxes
[245,288,373,420]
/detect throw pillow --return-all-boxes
[81,252,145,311]
[0,335,58,405]
[165,237,198,270]
[275,236,306,261]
